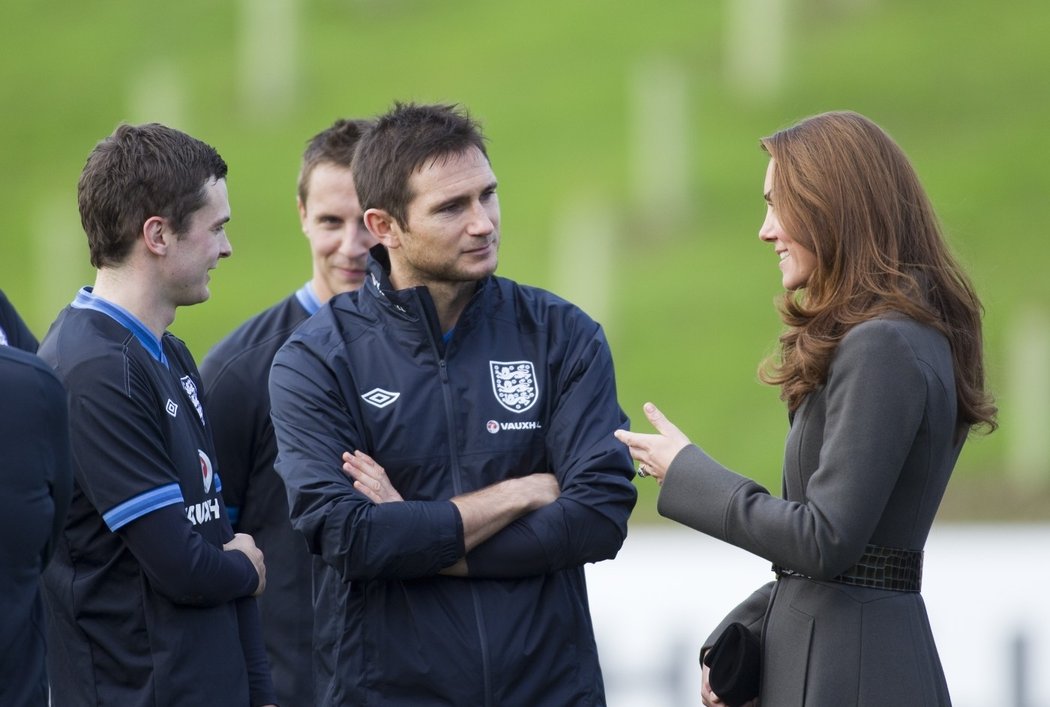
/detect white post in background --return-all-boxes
[237,0,298,122]
[1005,306,1050,485]
[725,0,787,100]
[628,56,691,237]
[127,60,187,128]
[550,193,616,333]
[34,193,90,327]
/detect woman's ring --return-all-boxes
[637,464,649,478]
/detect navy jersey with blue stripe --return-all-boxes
[38,288,266,707]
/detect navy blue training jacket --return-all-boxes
[269,252,637,706]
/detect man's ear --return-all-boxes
[142,216,170,256]
[363,208,401,249]
[297,195,308,233]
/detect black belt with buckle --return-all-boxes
[773,543,923,592]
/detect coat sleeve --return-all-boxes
[269,335,464,582]
[463,321,638,578]
[702,582,773,655]
[657,319,929,578]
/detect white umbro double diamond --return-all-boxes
[361,388,400,408]
[165,399,178,417]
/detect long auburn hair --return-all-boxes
[759,111,996,433]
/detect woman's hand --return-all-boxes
[701,661,758,707]
[701,659,757,707]
[342,450,403,503]
[613,402,691,485]
[701,661,723,706]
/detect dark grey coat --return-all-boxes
[659,317,961,706]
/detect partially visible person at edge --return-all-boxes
[615,110,996,707]
[0,341,72,706]
[0,288,39,351]
[268,102,638,705]
[38,123,277,707]
[1,288,68,706]
[200,117,376,706]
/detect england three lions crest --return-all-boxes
[490,361,539,413]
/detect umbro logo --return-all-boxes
[361,388,400,408]
[165,399,178,417]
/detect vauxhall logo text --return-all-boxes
[186,498,221,526]
[486,419,543,434]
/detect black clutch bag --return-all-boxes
[701,622,761,706]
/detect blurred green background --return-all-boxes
[2,0,1047,521]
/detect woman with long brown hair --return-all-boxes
[616,111,995,706]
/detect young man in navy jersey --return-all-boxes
[269,103,638,705]
[38,123,276,707]
[200,117,376,707]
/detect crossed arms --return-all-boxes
[269,323,637,583]
[341,449,559,576]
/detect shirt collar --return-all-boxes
[71,286,168,367]
[295,282,323,315]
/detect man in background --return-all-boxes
[269,102,637,705]
[200,118,376,706]
[39,123,275,706]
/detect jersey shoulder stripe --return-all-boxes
[103,483,184,530]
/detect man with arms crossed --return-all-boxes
[269,102,637,705]
[39,123,276,707]
[200,118,376,706]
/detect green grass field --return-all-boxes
[2,0,1047,519]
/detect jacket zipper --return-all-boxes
[418,290,495,707]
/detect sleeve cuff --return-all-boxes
[656,444,750,539]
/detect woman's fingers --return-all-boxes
[643,402,686,441]
[613,428,649,451]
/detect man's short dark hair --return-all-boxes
[78,123,228,268]
[297,118,373,205]
[352,102,488,228]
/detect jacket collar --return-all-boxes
[364,244,493,323]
